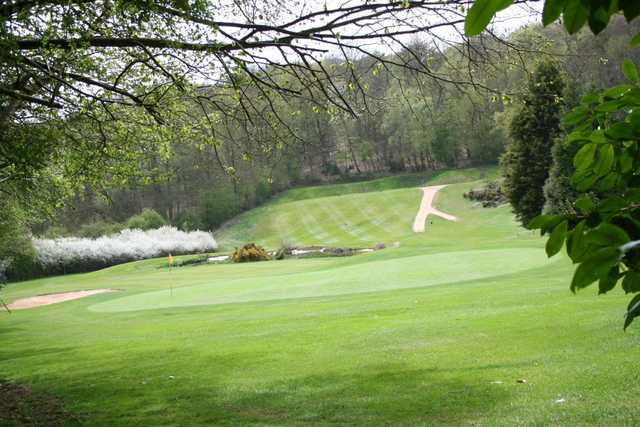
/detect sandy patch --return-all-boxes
[412,185,458,233]
[7,289,118,310]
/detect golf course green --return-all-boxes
[1,168,637,425]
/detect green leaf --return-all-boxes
[571,247,621,292]
[595,100,624,112]
[581,93,600,104]
[589,129,608,144]
[620,150,634,172]
[542,0,567,26]
[563,109,588,126]
[598,172,620,191]
[598,196,629,219]
[574,196,595,214]
[571,168,599,191]
[563,0,589,34]
[603,84,633,99]
[631,32,640,48]
[605,122,634,140]
[586,223,630,247]
[567,130,591,143]
[588,6,610,35]
[621,0,640,22]
[567,220,589,263]
[573,142,597,170]
[623,59,639,83]
[624,293,640,330]
[528,214,554,230]
[622,271,640,293]
[594,144,615,176]
[464,0,514,36]
[546,220,568,257]
[630,110,640,132]
[598,266,619,294]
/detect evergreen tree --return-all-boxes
[542,139,579,215]
[542,80,584,216]
[501,61,565,225]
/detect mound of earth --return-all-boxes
[7,289,118,310]
[0,380,77,426]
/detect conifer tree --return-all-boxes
[501,62,565,225]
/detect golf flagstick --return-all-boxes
[168,253,174,297]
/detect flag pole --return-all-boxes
[168,253,174,297]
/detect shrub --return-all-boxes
[42,226,68,239]
[231,243,270,263]
[78,220,124,238]
[125,208,167,230]
[0,202,37,282]
[463,181,505,208]
[32,226,217,276]
[200,188,241,229]
[254,179,273,205]
[176,212,203,232]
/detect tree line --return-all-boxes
[49,17,640,235]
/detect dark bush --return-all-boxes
[78,220,124,238]
[463,181,505,208]
[126,208,167,230]
[254,179,273,205]
[175,211,203,232]
[0,203,37,282]
[200,188,241,230]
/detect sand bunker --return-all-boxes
[413,185,458,232]
[7,289,118,310]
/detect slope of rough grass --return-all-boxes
[276,166,498,203]
[1,169,638,426]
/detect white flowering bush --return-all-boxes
[32,226,217,275]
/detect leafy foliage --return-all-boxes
[465,0,640,37]
[464,0,640,327]
[529,59,640,328]
[501,61,565,225]
[0,200,36,282]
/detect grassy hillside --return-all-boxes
[1,168,638,426]
[215,167,500,249]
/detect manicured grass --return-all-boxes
[1,170,638,426]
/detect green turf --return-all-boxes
[1,169,638,426]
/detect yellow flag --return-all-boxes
[168,253,174,267]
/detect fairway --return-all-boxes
[1,170,638,425]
